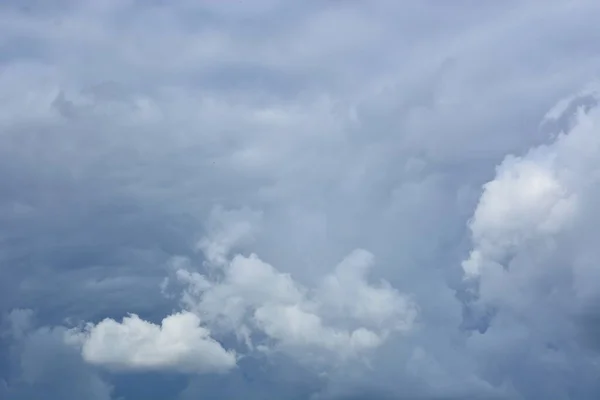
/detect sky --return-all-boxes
[2,1,600,399]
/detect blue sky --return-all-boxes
[2,1,600,399]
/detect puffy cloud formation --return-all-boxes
[464,86,600,300]
[71,209,415,375]
[171,219,417,361]
[3,1,600,400]
[460,90,600,400]
[66,312,236,374]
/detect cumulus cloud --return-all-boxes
[61,208,415,375]
[462,149,578,279]
[463,87,600,291]
[170,214,417,362]
[459,88,600,399]
[66,312,236,374]
[463,83,600,284]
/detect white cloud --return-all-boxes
[459,90,600,400]
[254,304,383,354]
[66,312,236,374]
[169,212,417,361]
[463,91,600,286]
[316,249,416,331]
[462,153,578,278]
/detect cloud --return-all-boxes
[66,312,236,374]
[462,147,578,279]
[460,87,600,399]
[463,82,600,283]
[463,86,600,293]
[170,215,417,362]
[1,310,114,400]
[60,209,415,376]
[3,1,600,399]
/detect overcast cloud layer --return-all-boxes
[2,1,600,399]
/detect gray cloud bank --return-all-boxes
[2,1,600,399]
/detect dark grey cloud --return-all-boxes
[1,310,114,400]
[2,1,600,399]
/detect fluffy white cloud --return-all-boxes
[457,88,600,399]
[66,312,236,374]
[464,83,600,283]
[462,152,578,278]
[62,210,416,377]
[463,88,600,289]
[170,214,417,362]
[254,304,383,354]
